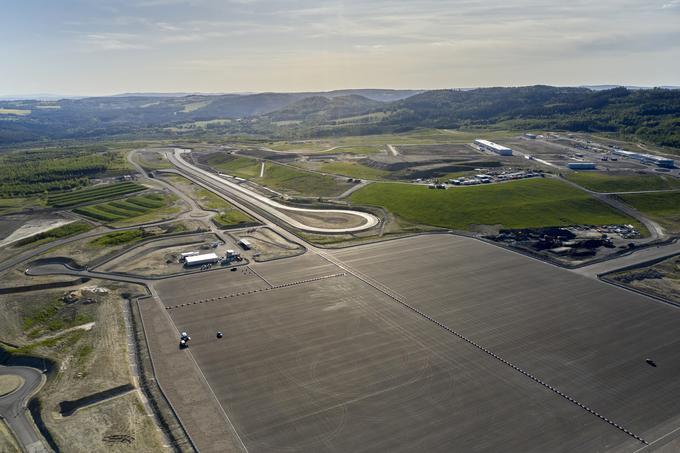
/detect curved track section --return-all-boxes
[167,149,380,233]
[0,365,47,452]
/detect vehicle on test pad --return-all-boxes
[179,331,191,349]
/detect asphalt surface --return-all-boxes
[0,365,47,453]
[157,250,639,452]
[573,238,680,277]
[130,233,680,452]
[331,235,680,448]
[167,148,379,233]
[7,146,680,453]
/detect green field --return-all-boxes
[566,173,680,193]
[0,108,31,116]
[73,193,178,225]
[204,154,348,197]
[350,178,642,231]
[194,188,257,228]
[212,209,257,228]
[89,229,145,247]
[319,162,389,180]
[334,146,383,155]
[47,182,145,207]
[617,192,680,234]
[258,162,348,197]
[205,155,261,178]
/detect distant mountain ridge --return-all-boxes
[1,86,679,148]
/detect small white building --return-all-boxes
[474,139,513,156]
[238,238,252,250]
[184,253,220,266]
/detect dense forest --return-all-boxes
[1,86,679,149]
[0,147,124,196]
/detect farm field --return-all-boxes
[73,192,179,226]
[566,172,680,193]
[47,182,145,207]
[350,178,642,231]
[617,192,680,234]
[0,108,31,115]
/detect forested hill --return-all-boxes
[1,86,679,148]
[321,86,680,148]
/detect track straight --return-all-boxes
[316,250,649,446]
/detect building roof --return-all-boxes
[185,253,219,264]
[474,139,512,152]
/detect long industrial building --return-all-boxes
[613,149,675,168]
[474,139,513,156]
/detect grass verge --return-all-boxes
[617,192,680,234]
[566,172,680,193]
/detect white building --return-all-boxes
[474,139,513,156]
[612,149,674,168]
[184,253,220,266]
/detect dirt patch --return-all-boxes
[234,227,304,261]
[609,255,680,303]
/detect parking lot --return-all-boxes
[141,234,680,452]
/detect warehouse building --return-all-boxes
[613,149,675,168]
[184,253,220,267]
[474,139,513,156]
[567,162,597,170]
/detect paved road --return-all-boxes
[573,238,680,277]
[0,365,48,453]
[167,149,379,233]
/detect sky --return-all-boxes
[2,0,680,96]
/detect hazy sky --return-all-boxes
[2,0,680,95]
